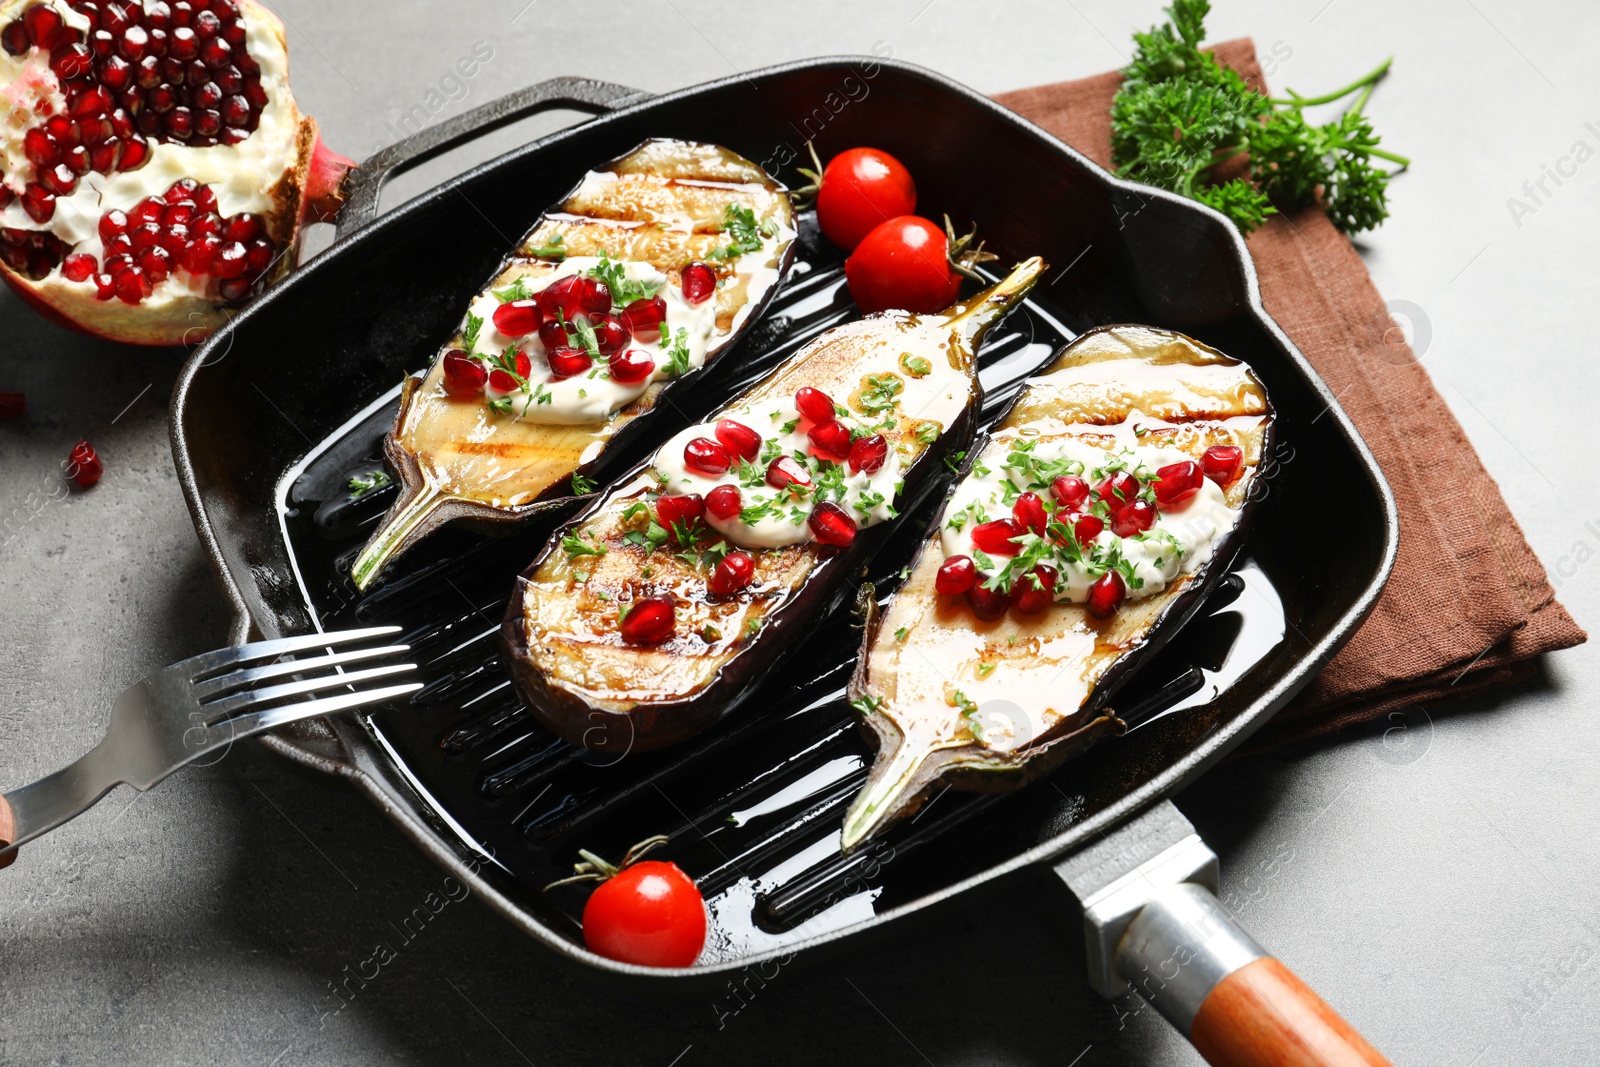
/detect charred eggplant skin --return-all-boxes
[841,324,1277,849]
[352,139,798,590]
[502,261,1048,754]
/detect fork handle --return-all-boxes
[0,738,123,869]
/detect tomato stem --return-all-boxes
[543,834,672,891]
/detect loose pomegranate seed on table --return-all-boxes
[713,419,761,461]
[1202,444,1244,485]
[705,483,742,520]
[971,518,1026,556]
[1086,571,1126,619]
[683,437,731,476]
[441,350,486,396]
[807,501,857,547]
[848,433,887,475]
[619,595,676,646]
[680,261,716,304]
[807,419,852,462]
[708,551,756,596]
[1012,564,1058,614]
[935,555,977,595]
[1110,500,1157,538]
[794,386,837,424]
[67,439,103,487]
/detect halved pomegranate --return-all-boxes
[0,0,354,345]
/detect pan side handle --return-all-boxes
[1116,882,1391,1067]
[334,77,653,241]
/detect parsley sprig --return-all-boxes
[707,203,776,261]
[1110,0,1408,234]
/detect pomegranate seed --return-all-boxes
[589,313,629,356]
[1110,500,1157,538]
[546,346,591,379]
[1013,492,1048,535]
[968,584,1009,620]
[194,185,217,214]
[172,1,194,26]
[104,252,133,275]
[808,501,856,547]
[223,212,261,241]
[192,211,221,237]
[1153,460,1203,507]
[1202,445,1243,485]
[130,221,161,249]
[0,390,24,419]
[24,128,60,167]
[131,197,162,224]
[971,518,1026,556]
[181,233,221,273]
[766,455,810,491]
[441,350,486,396]
[848,433,888,475]
[1013,565,1058,614]
[680,260,715,304]
[89,139,120,171]
[245,238,274,275]
[807,419,852,462]
[2,20,28,56]
[40,163,77,196]
[1087,572,1126,619]
[1055,511,1104,548]
[195,108,222,138]
[486,350,532,393]
[61,143,88,175]
[794,386,837,424]
[61,253,96,282]
[607,348,654,385]
[199,36,229,69]
[67,439,103,488]
[220,93,249,127]
[709,551,756,597]
[136,245,171,282]
[165,106,195,139]
[159,223,190,254]
[113,265,150,304]
[169,24,197,58]
[1097,471,1140,506]
[211,241,247,278]
[194,9,221,38]
[23,186,56,222]
[51,42,93,79]
[118,135,148,169]
[217,273,255,303]
[145,1,172,29]
[705,483,742,520]
[714,419,761,461]
[23,5,68,51]
[534,275,580,319]
[1051,475,1090,508]
[93,272,115,300]
[935,555,977,595]
[683,437,731,476]
[619,295,666,341]
[493,298,541,337]
[620,595,675,646]
[212,0,241,20]
[102,4,134,34]
[656,493,705,537]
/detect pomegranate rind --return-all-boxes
[0,0,352,346]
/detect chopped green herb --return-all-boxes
[587,249,665,308]
[347,471,391,498]
[894,626,909,642]
[571,472,596,495]
[463,312,484,354]
[917,422,940,445]
[849,695,886,715]
[858,373,904,414]
[492,277,532,304]
[707,202,775,260]
[529,232,566,259]
[661,327,692,378]
[561,531,607,558]
[899,353,933,378]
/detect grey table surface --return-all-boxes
[1,1,1596,1064]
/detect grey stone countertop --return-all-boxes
[1,1,1595,1064]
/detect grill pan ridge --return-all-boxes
[170,58,1398,987]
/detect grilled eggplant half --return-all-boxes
[351,138,798,590]
[503,259,1047,753]
[840,325,1275,851]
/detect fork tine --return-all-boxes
[175,627,406,681]
[192,644,410,701]
[212,681,424,739]
[202,663,416,724]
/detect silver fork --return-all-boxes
[0,626,422,868]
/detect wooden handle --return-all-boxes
[0,794,15,869]
[1191,956,1391,1067]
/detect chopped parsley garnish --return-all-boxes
[463,312,484,353]
[707,202,776,261]
[347,471,391,498]
[858,373,904,414]
[492,277,531,304]
[899,353,932,378]
[660,327,692,378]
[529,232,566,259]
[944,450,968,475]
[587,249,665,308]
[561,531,607,558]
[849,695,886,716]
[917,422,940,445]
[571,472,596,495]
[894,626,908,642]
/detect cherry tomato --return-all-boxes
[845,215,962,314]
[582,859,707,967]
[815,147,917,251]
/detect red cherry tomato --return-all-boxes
[815,147,917,251]
[582,860,707,968]
[845,215,961,314]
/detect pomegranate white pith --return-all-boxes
[0,0,352,344]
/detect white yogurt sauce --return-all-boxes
[0,0,297,307]
[651,399,909,550]
[939,411,1244,604]
[460,256,719,426]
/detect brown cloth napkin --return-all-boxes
[993,40,1586,748]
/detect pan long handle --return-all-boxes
[1117,882,1391,1067]
[334,77,653,241]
